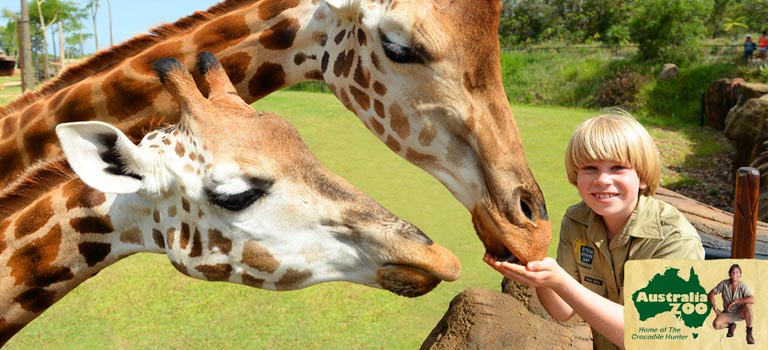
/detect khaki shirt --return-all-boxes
[711,279,753,313]
[557,195,705,350]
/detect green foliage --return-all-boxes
[629,0,713,64]
[640,63,738,124]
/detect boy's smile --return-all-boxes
[577,159,647,235]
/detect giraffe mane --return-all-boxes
[0,157,75,220]
[0,0,259,118]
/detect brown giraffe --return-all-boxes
[0,0,549,269]
[0,52,460,345]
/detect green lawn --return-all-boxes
[4,91,593,349]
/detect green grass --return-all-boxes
[5,91,595,349]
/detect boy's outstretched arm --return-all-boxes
[484,256,625,349]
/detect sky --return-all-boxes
[1,0,222,54]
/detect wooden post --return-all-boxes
[731,167,759,258]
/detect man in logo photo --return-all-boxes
[709,264,756,345]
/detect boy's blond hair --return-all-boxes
[564,114,660,196]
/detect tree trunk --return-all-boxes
[19,0,34,91]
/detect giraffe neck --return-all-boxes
[0,177,165,345]
[0,0,325,189]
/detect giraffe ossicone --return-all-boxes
[0,0,549,277]
[0,52,460,345]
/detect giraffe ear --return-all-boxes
[56,121,149,194]
[324,0,361,16]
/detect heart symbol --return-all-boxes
[693,333,699,339]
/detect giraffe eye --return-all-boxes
[381,36,425,64]
[207,177,273,211]
[207,188,265,211]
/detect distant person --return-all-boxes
[759,32,768,61]
[745,34,756,64]
[484,114,704,350]
[709,264,755,345]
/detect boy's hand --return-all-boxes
[483,255,565,289]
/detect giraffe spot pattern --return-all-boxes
[153,209,161,223]
[334,30,346,45]
[53,83,97,124]
[0,140,23,182]
[389,103,410,140]
[312,32,327,47]
[275,268,312,291]
[349,85,370,111]
[258,0,300,20]
[193,15,250,54]
[170,261,188,275]
[196,264,233,281]
[120,227,143,245]
[174,141,186,158]
[219,52,251,85]
[418,124,437,147]
[0,319,24,346]
[69,215,115,234]
[182,198,191,212]
[373,81,387,96]
[9,224,73,288]
[189,228,203,258]
[333,50,355,78]
[166,227,176,249]
[167,206,177,218]
[14,288,56,313]
[248,63,286,100]
[356,28,367,46]
[385,135,402,153]
[304,69,323,81]
[78,242,112,267]
[1,114,17,139]
[405,148,438,167]
[180,223,191,249]
[152,229,165,249]
[353,58,370,88]
[242,273,265,288]
[242,241,279,273]
[259,18,300,50]
[369,117,385,136]
[130,41,184,76]
[103,70,160,119]
[207,228,232,255]
[14,196,53,239]
[62,180,106,211]
[321,51,330,73]
[373,100,385,119]
[22,119,57,164]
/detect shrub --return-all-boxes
[593,67,647,111]
[629,0,712,65]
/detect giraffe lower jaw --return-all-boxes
[492,249,521,265]
[376,265,444,298]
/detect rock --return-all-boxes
[724,93,768,171]
[421,286,592,350]
[703,78,744,130]
[657,63,679,81]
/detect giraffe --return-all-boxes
[0,52,461,345]
[0,0,550,267]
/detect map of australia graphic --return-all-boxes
[631,267,710,328]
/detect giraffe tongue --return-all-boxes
[376,265,442,298]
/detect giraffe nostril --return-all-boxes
[520,199,533,222]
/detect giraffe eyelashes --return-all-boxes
[207,187,267,211]
[206,177,273,211]
[381,35,426,64]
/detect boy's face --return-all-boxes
[576,159,646,224]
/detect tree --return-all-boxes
[87,0,98,51]
[629,0,714,64]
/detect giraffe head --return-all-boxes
[55,52,459,297]
[316,0,551,263]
